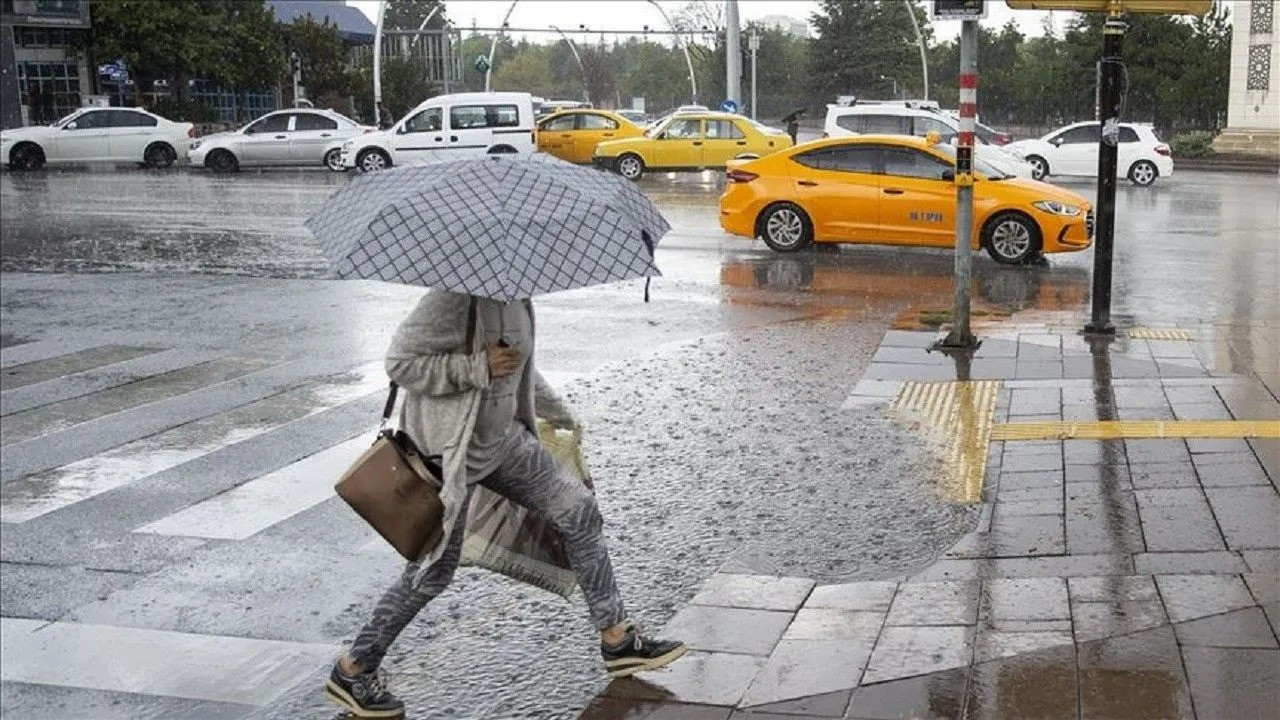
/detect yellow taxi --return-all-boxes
[536,110,644,164]
[593,111,792,181]
[719,135,1094,264]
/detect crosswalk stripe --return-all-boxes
[1,345,161,389]
[0,617,335,707]
[0,338,117,369]
[133,435,369,540]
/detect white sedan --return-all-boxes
[188,109,373,172]
[1006,121,1173,186]
[1,107,193,170]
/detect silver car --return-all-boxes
[187,109,372,172]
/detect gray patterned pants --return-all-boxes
[348,429,627,670]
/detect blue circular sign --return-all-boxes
[720,99,739,113]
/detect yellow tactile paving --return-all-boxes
[1127,328,1194,341]
[890,381,1001,503]
[991,420,1280,441]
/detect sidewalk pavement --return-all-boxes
[582,316,1279,720]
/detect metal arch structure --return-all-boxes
[550,25,591,105]
[645,0,698,105]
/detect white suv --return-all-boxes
[340,92,537,172]
[823,102,1033,179]
[1005,121,1173,186]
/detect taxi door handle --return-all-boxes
[320,133,332,138]
[798,180,818,187]
[450,135,459,142]
[736,140,747,145]
[602,133,614,137]
[560,134,573,138]
[692,141,703,146]
[883,188,905,195]
[273,134,287,140]
[434,136,443,142]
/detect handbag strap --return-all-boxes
[381,296,481,430]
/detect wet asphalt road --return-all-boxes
[1,164,1277,719]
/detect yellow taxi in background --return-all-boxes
[593,111,792,181]
[719,135,1094,264]
[536,110,644,164]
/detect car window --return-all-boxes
[912,117,956,142]
[834,114,863,133]
[579,114,618,131]
[1055,124,1099,144]
[860,114,911,135]
[1118,126,1140,143]
[662,118,702,139]
[107,110,158,127]
[973,123,998,144]
[541,114,576,131]
[450,104,521,130]
[247,114,290,134]
[294,113,339,131]
[882,147,952,180]
[792,145,878,173]
[67,110,109,130]
[403,107,442,133]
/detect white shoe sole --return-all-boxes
[323,681,404,718]
[605,644,689,678]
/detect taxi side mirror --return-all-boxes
[1052,137,1064,146]
[64,122,77,130]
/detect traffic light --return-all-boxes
[290,52,301,78]
[1004,0,1210,14]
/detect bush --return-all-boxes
[1170,131,1215,158]
[146,98,218,124]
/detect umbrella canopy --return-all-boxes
[306,155,669,301]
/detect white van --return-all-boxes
[823,102,1033,178]
[340,92,537,171]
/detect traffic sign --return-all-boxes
[1004,0,1209,13]
[473,54,491,73]
[720,99,739,113]
[931,0,987,20]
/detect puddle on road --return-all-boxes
[0,361,384,523]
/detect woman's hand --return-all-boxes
[487,343,522,379]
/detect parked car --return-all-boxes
[942,110,1013,145]
[718,134,1094,265]
[1005,121,1173,186]
[615,108,648,125]
[592,111,792,181]
[1,107,193,170]
[187,109,372,173]
[536,109,644,164]
[823,102,1033,178]
[340,92,537,172]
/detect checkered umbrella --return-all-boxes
[305,154,668,301]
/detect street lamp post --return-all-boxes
[725,0,741,107]
[485,0,520,92]
[904,0,929,100]
[749,31,759,119]
[645,0,698,104]
[372,0,386,123]
[551,25,590,105]
[880,74,899,99]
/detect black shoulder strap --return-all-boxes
[465,295,478,349]
[383,296,480,428]
[380,381,398,429]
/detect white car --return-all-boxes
[1006,121,1173,186]
[341,92,537,172]
[187,109,373,172]
[1,107,193,170]
[822,103,1034,179]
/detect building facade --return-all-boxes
[0,0,90,129]
[1215,0,1279,157]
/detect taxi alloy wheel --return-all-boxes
[760,203,812,253]
[617,154,645,181]
[324,148,344,172]
[984,213,1039,265]
[1128,160,1157,187]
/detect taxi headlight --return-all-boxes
[1033,200,1082,217]
[189,140,202,151]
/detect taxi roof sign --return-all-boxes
[931,0,988,20]
[1004,0,1210,14]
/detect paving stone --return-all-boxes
[1014,362,1063,380]
[1064,440,1127,466]
[1242,549,1280,574]
[1162,385,1222,404]
[1133,488,1226,552]
[1186,439,1253,455]
[1125,439,1191,465]
[879,330,937,348]
[1077,627,1195,720]
[996,486,1062,502]
[1000,453,1063,473]
[603,651,765,707]
[1243,572,1280,605]
[963,644,1077,720]
[1069,575,1160,602]
[1064,463,1131,486]
[870,346,945,365]
[783,609,884,643]
[994,498,1062,518]
[885,581,978,626]
[974,629,1074,663]
[1193,458,1271,487]
[1066,485,1144,555]
[977,618,1072,633]
[1203,486,1280,549]
[1128,462,1199,489]
[845,666,968,720]
[980,578,1069,622]
[737,689,851,718]
[1071,600,1169,642]
[1009,388,1061,416]
[1132,551,1247,575]
[1155,574,1256,623]
[1171,402,1234,420]
[987,514,1065,556]
[908,554,1133,582]
[1173,607,1278,648]
[582,696,734,720]
[691,574,816,613]
[661,605,793,656]
[738,640,869,709]
[1181,646,1280,720]
[803,582,897,613]
[861,626,974,684]
[1262,602,1280,640]
[998,469,1063,490]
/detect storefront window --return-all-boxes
[17,62,80,124]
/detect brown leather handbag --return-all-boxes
[335,383,445,561]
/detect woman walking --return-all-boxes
[325,291,686,718]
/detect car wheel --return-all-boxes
[1128,160,1158,187]
[1026,155,1049,180]
[143,142,176,169]
[324,148,344,172]
[9,142,45,171]
[616,153,645,181]
[983,212,1041,265]
[757,203,813,253]
[357,148,390,173]
[206,149,238,173]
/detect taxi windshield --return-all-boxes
[930,144,1012,180]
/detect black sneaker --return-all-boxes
[601,625,688,678]
[324,662,405,718]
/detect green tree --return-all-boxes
[202,0,284,121]
[82,0,219,100]
[282,14,352,104]
[808,0,932,102]
[384,0,446,31]
[491,44,556,98]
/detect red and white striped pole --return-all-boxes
[943,18,978,348]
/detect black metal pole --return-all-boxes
[1086,16,1126,335]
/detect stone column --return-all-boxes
[1214,0,1280,158]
